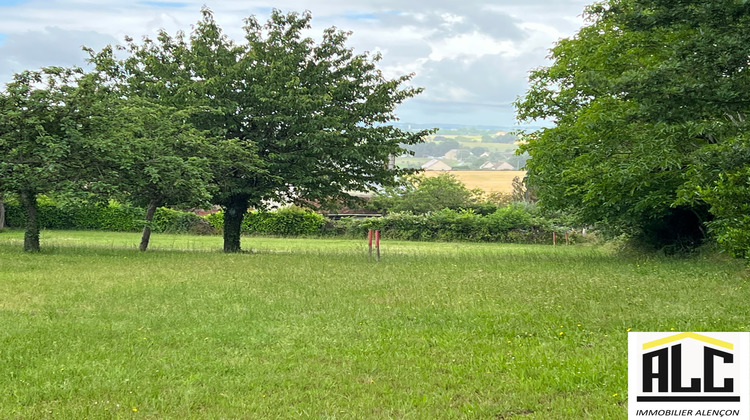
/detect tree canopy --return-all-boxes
[515,0,750,253]
[0,68,114,251]
[90,8,430,252]
[370,173,482,215]
[103,100,215,251]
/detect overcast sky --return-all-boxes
[0,0,591,127]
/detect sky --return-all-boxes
[0,0,592,127]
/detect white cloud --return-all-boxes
[0,0,590,126]
[428,32,519,61]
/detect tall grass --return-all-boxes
[0,230,746,418]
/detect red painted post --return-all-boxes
[553,231,557,245]
[375,230,381,261]
[368,229,373,257]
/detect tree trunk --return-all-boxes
[0,199,5,229]
[19,191,40,252]
[139,198,161,252]
[223,194,250,253]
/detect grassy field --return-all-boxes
[456,142,518,154]
[0,230,747,418]
[425,170,527,193]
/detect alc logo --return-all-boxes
[641,339,736,401]
[628,332,750,419]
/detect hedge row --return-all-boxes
[4,199,211,235]
[324,205,563,244]
[4,199,569,243]
[205,207,326,236]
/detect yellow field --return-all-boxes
[424,170,526,193]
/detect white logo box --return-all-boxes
[629,332,750,419]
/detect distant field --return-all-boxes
[427,134,520,154]
[457,142,518,154]
[425,170,526,193]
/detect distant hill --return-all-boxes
[391,122,545,132]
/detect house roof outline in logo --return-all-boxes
[643,332,733,351]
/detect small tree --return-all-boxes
[371,173,481,214]
[0,68,112,251]
[106,100,216,251]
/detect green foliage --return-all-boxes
[203,203,560,244]
[204,212,224,232]
[370,173,482,214]
[5,199,142,232]
[205,207,324,237]
[0,68,111,197]
[686,135,750,258]
[4,197,214,234]
[515,0,750,254]
[0,67,117,250]
[329,205,556,244]
[90,8,432,252]
[152,207,213,235]
[245,207,325,236]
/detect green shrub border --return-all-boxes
[5,198,573,244]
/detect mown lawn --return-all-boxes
[0,230,747,419]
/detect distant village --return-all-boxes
[397,128,529,171]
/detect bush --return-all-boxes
[204,211,224,231]
[328,205,563,244]
[4,196,571,245]
[205,207,325,237]
[152,207,213,234]
[5,196,216,234]
[5,198,144,231]
[369,173,482,214]
[246,207,325,236]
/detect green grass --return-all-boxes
[0,230,747,418]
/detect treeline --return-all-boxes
[516,0,750,258]
[0,9,432,253]
[2,174,571,243]
[1,199,563,244]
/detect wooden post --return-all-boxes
[368,229,373,258]
[553,231,557,245]
[565,231,569,245]
[375,230,381,262]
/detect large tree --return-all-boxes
[91,8,430,252]
[0,68,113,251]
[515,0,750,251]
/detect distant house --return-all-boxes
[479,151,491,158]
[443,149,460,160]
[480,161,515,171]
[479,162,495,170]
[421,159,452,171]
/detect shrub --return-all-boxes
[152,207,212,234]
[4,196,215,234]
[245,207,324,236]
[332,204,562,244]
[5,198,144,231]
[370,173,482,214]
[205,207,325,237]
[204,211,224,231]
